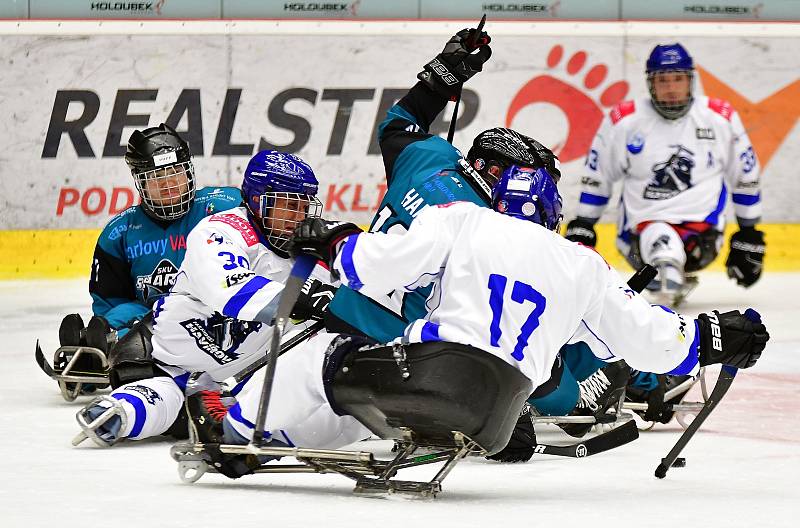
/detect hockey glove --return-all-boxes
[417,27,492,99]
[696,309,769,369]
[289,218,363,269]
[564,218,598,247]
[726,226,765,287]
[291,277,337,321]
[486,406,537,463]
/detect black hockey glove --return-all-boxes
[289,218,363,269]
[564,218,598,247]
[726,226,765,287]
[291,277,337,321]
[417,27,492,99]
[696,309,769,369]
[486,406,537,463]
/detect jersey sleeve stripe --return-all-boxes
[112,393,147,438]
[222,276,272,318]
[420,321,441,342]
[703,183,728,225]
[579,192,610,206]
[339,235,364,291]
[732,192,761,206]
[228,402,256,429]
[667,322,700,375]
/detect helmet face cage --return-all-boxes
[257,191,323,250]
[133,160,196,221]
[492,165,563,231]
[646,44,694,119]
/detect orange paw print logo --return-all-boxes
[506,45,630,163]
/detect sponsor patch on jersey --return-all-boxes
[696,128,715,140]
[210,214,259,246]
[708,98,733,121]
[135,259,179,302]
[124,385,163,405]
[179,313,261,366]
[626,133,645,154]
[107,223,128,241]
[206,232,226,245]
[610,101,635,124]
[223,271,255,288]
[581,177,601,188]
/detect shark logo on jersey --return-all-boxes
[180,312,262,365]
[135,259,179,302]
[643,145,695,200]
[124,385,163,405]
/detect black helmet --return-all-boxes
[125,123,196,221]
[464,128,561,201]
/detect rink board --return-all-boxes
[0,20,798,230]
[1,222,796,279]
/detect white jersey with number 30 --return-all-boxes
[332,202,701,389]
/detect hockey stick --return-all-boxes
[233,319,325,383]
[446,14,485,143]
[250,254,318,449]
[654,364,738,479]
[34,341,56,378]
[534,419,639,458]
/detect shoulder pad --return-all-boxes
[209,212,259,247]
[610,101,636,125]
[708,98,734,121]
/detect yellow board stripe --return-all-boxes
[0,223,797,279]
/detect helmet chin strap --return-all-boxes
[458,158,493,201]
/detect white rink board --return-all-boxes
[0,21,799,229]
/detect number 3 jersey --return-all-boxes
[576,96,762,234]
[150,207,327,381]
[332,201,701,389]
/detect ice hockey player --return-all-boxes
[564,43,765,305]
[72,150,335,447]
[308,26,629,461]
[183,163,768,479]
[49,123,241,395]
[562,43,766,428]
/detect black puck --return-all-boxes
[673,457,686,468]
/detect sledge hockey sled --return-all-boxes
[623,367,711,430]
[172,342,532,498]
[35,341,109,402]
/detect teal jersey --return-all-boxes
[89,186,242,329]
[328,83,488,342]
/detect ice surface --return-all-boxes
[1,273,798,527]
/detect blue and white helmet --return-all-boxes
[646,43,695,119]
[491,165,563,231]
[242,150,323,253]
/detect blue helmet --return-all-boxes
[491,165,562,231]
[646,43,695,119]
[241,150,323,253]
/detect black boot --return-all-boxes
[486,404,537,463]
[59,314,85,346]
[626,374,693,424]
[185,386,260,479]
[558,361,629,438]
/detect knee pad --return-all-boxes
[639,222,687,269]
[109,313,155,389]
